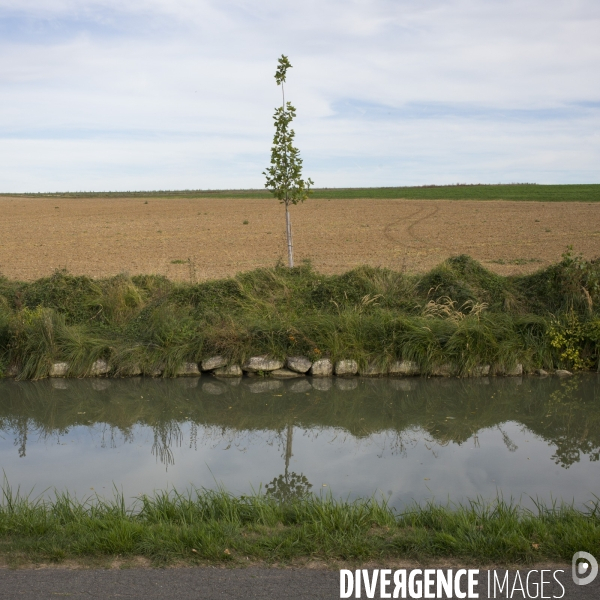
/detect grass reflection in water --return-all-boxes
[0,375,598,470]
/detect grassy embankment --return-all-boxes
[3,183,600,201]
[1,483,599,567]
[0,251,599,379]
[1,245,599,565]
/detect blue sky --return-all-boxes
[1,0,599,192]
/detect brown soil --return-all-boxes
[1,196,598,281]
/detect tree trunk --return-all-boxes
[285,203,294,268]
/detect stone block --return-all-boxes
[242,356,285,372]
[201,356,227,371]
[89,359,110,377]
[359,363,386,377]
[271,369,302,379]
[176,362,201,377]
[213,364,243,378]
[310,359,333,377]
[388,360,420,376]
[286,356,312,373]
[49,362,69,377]
[334,359,358,376]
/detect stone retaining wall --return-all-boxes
[3,355,576,379]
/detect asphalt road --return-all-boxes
[1,567,599,600]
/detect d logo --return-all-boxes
[572,552,598,586]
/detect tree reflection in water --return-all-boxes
[0,375,598,469]
[264,422,313,502]
[151,420,182,467]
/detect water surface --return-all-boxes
[0,375,598,509]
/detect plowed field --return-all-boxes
[1,196,598,281]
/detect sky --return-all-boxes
[1,0,599,192]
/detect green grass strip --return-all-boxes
[3,184,600,202]
[0,483,598,566]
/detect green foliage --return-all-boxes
[87,275,146,326]
[8,307,64,379]
[274,54,292,86]
[4,270,98,323]
[263,102,313,206]
[263,55,313,207]
[586,319,600,346]
[0,295,10,369]
[516,247,600,315]
[7,306,110,379]
[0,256,599,379]
[263,54,313,268]
[418,255,514,311]
[559,246,600,303]
[548,312,589,370]
[548,312,600,370]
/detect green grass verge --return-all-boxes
[0,484,598,566]
[0,252,599,379]
[308,184,600,202]
[3,183,600,202]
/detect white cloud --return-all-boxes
[0,0,599,191]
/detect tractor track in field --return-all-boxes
[383,204,441,248]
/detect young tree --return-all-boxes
[263,55,313,268]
